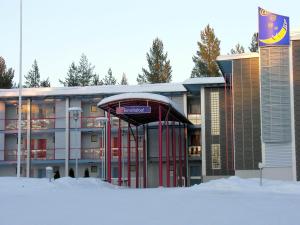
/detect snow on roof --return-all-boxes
[291,30,300,40]
[217,52,259,61]
[98,92,185,116]
[183,77,225,85]
[0,83,187,98]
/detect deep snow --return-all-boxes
[0,176,300,225]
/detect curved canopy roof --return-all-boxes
[97,93,191,126]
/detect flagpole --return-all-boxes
[17,0,23,178]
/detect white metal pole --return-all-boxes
[26,99,31,177]
[65,98,69,177]
[17,0,23,178]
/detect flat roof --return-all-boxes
[291,30,300,40]
[98,93,190,125]
[0,83,187,98]
[183,77,224,85]
[217,52,259,61]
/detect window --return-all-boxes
[211,144,221,169]
[91,105,97,112]
[91,165,97,173]
[210,91,220,135]
[91,134,98,142]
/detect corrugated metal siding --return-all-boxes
[233,57,261,170]
[292,40,300,180]
[260,47,292,167]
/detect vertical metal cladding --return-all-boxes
[233,57,262,170]
[205,87,234,176]
[260,47,293,167]
[292,40,300,180]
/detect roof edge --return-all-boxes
[217,52,259,61]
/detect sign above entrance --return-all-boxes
[116,106,151,114]
[258,7,290,47]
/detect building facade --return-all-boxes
[0,78,228,187]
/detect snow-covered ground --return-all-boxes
[1,176,300,225]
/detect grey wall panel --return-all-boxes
[233,57,261,170]
[55,131,65,159]
[0,102,5,131]
[205,87,234,176]
[292,40,300,180]
[55,100,66,129]
[0,133,4,160]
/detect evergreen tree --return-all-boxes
[77,54,96,86]
[91,74,103,86]
[120,73,128,85]
[40,77,51,87]
[0,57,14,89]
[191,25,221,77]
[103,68,117,85]
[25,60,41,87]
[230,43,245,54]
[249,32,258,52]
[59,62,80,86]
[59,54,97,87]
[137,38,172,84]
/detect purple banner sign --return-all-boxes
[116,106,151,114]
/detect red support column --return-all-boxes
[135,126,139,188]
[183,125,187,186]
[158,105,163,187]
[118,119,122,186]
[143,125,146,188]
[107,109,111,183]
[225,78,229,171]
[172,121,177,187]
[127,123,131,187]
[166,115,170,187]
[178,123,182,186]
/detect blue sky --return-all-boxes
[0,0,299,86]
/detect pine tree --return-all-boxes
[59,62,80,86]
[0,57,14,89]
[137,38,172,84]
[59,54,97,87]
[25,60,41,87]
[249,32,258,52]
[191,25,220,77]
[120,73,128,85]
[103,68,117,85]
[230,43,245,54]
[91,74,103,86]
[40,77,51,87]
[77,54,96,86]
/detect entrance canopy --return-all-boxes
[97,93,191,126]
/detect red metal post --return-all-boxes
[158,105,163,187]
[143,125,146,188]
[127,123,131,187]
[118,118,122,186]
[183,125,187,186]
[107,109,111,183]
[166,114,170,187]
[178,123,182,186]
[135,126,139,188]
[172,121,177,187]
[225,77,228,171]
